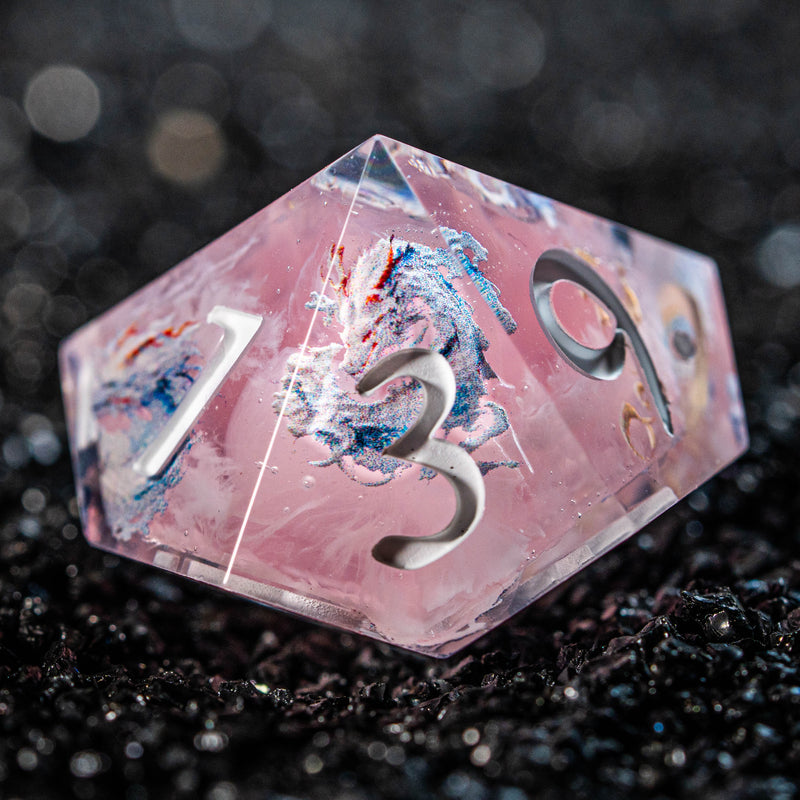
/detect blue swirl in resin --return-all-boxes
[276,231,518,484]
[88,332,200,541]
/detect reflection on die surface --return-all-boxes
[59,136,747,657]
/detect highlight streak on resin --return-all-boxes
[275,231,518,484]
[85,326,201,541]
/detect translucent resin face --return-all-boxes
[59,136,748,656]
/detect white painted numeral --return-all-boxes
[356,349,486,570]
[133,306,262,479]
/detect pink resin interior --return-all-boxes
[59,136,748,656]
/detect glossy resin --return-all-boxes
[59,136,748,656]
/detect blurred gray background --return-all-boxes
[1,0,798,424]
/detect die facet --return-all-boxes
[59,136,748,656]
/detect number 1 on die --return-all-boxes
[132,305,262,479]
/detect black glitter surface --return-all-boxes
[1,2,799,798]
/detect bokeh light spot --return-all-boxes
[574,101,645,170]
[239,73,333,170]
[23,65,101,142]
[756,224,800,288]
[690,173,757,236]
[147,108,226,185]
[273,0,367,61]
[43,295,87,338]
[2,282,47,329]
[459,2,546,90]
[170,0,271,51]
[0,190,30,244]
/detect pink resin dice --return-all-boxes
[59,136,747,656]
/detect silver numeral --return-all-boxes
[530,249,673,435]
[133,305,262,478]
[357,348,486,570]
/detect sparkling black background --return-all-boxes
[1,2,799,798]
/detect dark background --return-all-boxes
[1,1,799,798]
